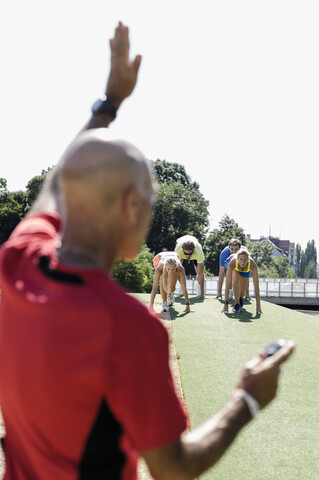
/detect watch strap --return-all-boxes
[91,95,117,119]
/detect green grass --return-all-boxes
[135,294,319,479]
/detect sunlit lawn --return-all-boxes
[135,293,319,480]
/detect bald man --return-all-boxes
[0,22,295,480]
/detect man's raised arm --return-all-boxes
[83,21,141,131]
[30,22,141,216]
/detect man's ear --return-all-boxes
[122,187,141,224]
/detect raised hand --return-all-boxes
[106,22,142,107]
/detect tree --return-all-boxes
[247,240,274,267]
[295,244,302,277]
[305,240,316,263]
[304,259,317,279]
[111,244,154,293]
[0,179,27,244]
[247,241,295,278]
[273,257,294,279]
[247,240,276,277]
[304,240,317,278]
[0,169,53,245]
[300,251,307,278]
[295,241,317,279]
[24,168,52,213]
[204,215,246,275]
[153,159,191,186]
[147,160,209,253]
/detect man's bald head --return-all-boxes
[59,129,155,211]
[49,130,156,269]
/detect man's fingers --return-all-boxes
[111,22,129,57]
[115,21,127,38]
[246,341,295,370]
[132,55,142,76]
[246,356,263,370]
[266,341,296,368]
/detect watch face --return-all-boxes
[92,98,104,113]
[91,96,116,118]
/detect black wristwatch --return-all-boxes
[224,301,229,304]
[185,302,190,306]
[91,95,117,119]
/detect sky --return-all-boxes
[1,1,319,250]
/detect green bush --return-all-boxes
[111,244,154,293]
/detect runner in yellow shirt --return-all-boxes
[174,235,205,299]
[222,249,262,315]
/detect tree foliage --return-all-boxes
[204,215,246,275]
[295,240,317,278]
[247,240,275,277]
[153,159,192,186]
[247,240,294,278]
[272,257,294,278]
[0,169,52,245]
[295,244,302,277]
[0,178,27,244]
[25,168,52,207]
[1,163,317,285]
[247,240,274,266]
[147,160,209,253]
[111,244,154,293]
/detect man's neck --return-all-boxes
[57,244,103,270]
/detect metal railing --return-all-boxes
[177,276,319,299]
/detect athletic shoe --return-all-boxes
[233,303,241,313]
[167,293,175,306]
[161,301,169,313]
[229,289,233,299]
[239,297,244,306]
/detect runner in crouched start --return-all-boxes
[222,248,262,315]
[174,235,205,299]
[150,251,191,313]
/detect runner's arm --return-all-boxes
[178,267,190,312]
[222,261,234,313]
[216,265,226,298]
[195,262,205,299]
[150,269,161,310]
[251,260,262,314]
